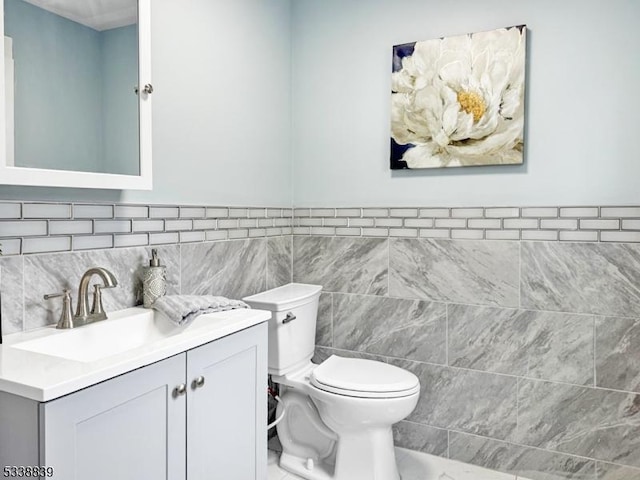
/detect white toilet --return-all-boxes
[243,283,420,480]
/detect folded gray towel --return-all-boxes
[152,295,250,326]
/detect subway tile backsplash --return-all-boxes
[132,219,165,232]
[0,238,21,255]
[22,236,72,254]
[179,206,206,218]
[149,206,180,218]
[291,205,640,243]
[49,220,93,235]
[94,220,132,234]
[0,208,293,336]
[150,232,180,245]
[72,204,114,219]
[72,235,114,251]
[0,201,293,339]
[0,203,21,219]
[22,203,71,219]
[0,202,293,255]
[0,220,47,238]
[114,205,149,218]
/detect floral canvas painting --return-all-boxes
[390,25,526,169]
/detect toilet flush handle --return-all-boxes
[282,312,297,324]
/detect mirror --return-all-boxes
[0,0,151,189]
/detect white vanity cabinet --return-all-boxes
[40,354,187,480]
[0,323,267,480]
[186,326,267,480]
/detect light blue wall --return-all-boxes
[0,0,293,206]
[100,24,139,176]
[291,0,640,207]
[8,0,635,208]
[121,0,293,206]
[4,0,102,172]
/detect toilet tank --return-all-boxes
[243,283,322,376]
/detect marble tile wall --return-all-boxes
[296,234,640,480]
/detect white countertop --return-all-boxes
[0,307,270,402]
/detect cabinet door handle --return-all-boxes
[173,383,187,397]
[192,376,205,390]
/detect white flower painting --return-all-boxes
[390,25,527,169]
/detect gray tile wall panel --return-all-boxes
[389,239,519,307]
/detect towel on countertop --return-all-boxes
[152,295,250,326]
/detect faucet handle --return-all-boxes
[90,285,109,320]
[43,289,70,300]
[44,289,74,329]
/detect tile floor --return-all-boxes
[268,447,527,480]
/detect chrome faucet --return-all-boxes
[74,267,118,326]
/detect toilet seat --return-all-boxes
[310,355,420,399]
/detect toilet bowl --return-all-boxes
[244,284,420,480]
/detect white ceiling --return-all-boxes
[21,0,137,31]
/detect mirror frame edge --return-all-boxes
[0,0,152,190]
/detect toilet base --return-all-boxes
[332,426,401,480]
[279,426,401,480]
[280,452,334,480]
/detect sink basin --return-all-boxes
[0,306,270,401]
[10,309,176,363]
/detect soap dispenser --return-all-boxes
[143,249,166,308]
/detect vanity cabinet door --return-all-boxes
[40,354,187,480]
[186,323,268,480]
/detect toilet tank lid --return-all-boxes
[243,283,322,311]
